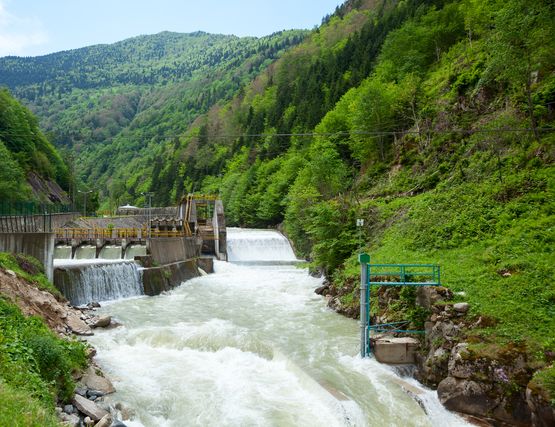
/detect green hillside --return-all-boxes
[0,30,307,209]
[157,0,554,387]
[0,89,71,204]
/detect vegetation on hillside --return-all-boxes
[161,0,554,373]
[0,31,308,209]
[0,255,88,426]
[0,89,71,203]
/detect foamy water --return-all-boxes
[87,229,470,426]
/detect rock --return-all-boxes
[67,313,93,336]
[92,315,111,328]
[56,407,63,413]
[89,301,101,308]
[84,416,94,426]
[448,343,472,379]
[75,386,87,396]
[93,414,112,427]
[81,366,116,394]
[59,412,80,427]
[453,302,470,313]
[87,389,106,398]
[63,404,74,414]
[438,377,496,417]
[526,386,555,427]
[5,269,16,277]
[111,421,128,427]
[314,285,329,296]
[72,394,109,421]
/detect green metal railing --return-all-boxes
[359,253,441,358]
[0,201,72,216]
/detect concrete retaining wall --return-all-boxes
[149,237,198,265]
[142,260,199,296]
[0,213,79,233]
[0,232,55,281]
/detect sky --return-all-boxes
[0,0,344,57]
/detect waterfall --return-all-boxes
[74,245,97,259]
[98,245,123,259]
[226,227,298,263]
[54,262,143,306]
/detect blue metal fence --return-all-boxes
[359,253,441,357]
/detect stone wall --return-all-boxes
[0,232,55,281]
[142,260,199,296]
[0,212,79,232]
[148,237,198,265]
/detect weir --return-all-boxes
[54,261,143,306]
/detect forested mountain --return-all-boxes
[0,89,70,204]
[0,30,307,207]
[146,0,555,411]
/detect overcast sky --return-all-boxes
[0,0,344,57]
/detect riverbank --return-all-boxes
[0,252,130,426]
[316,276,555,426]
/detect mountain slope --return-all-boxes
[0,30,307,207]
[0,89,71,204]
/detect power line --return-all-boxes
[0,127,554,140]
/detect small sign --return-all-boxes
[356,218,364,227]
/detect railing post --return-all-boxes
[359,253,370,357]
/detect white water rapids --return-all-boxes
[87,228,470,427]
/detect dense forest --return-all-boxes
[0,89,71,204]
[0,30,307,209]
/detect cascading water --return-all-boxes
[125,244,147,259]
[74,245,97,259]
[99,245,123,260]
[227,227,298,262]
[87,229,470,427]
[54,261,143,306]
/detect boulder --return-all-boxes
[66,313,93,336]
[59,412,80,427]
[437,377,496,417]
[93,414,113,427]
[81,366,115,394]
[526,386,555,427]
[453,302,470,313]
[72,394,109,421]
[314,285,329,296]
[92,315,111,328]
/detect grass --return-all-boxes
[0,261,88,426]
[0,252,63,299]
[332,164,555,358]
[0,381,61,427]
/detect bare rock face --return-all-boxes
[81,366,116,395]
[526,386,555,427]
[72,394,109,421]
[438,377,496,417]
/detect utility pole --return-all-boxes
[142,192,154,239]
[78,190,93,217]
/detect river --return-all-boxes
[86,228,470,427]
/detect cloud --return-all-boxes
[0,1,48,56]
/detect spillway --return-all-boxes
[86,228,469,426]
[54,260,143,306]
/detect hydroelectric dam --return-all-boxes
[51,194,226,305]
